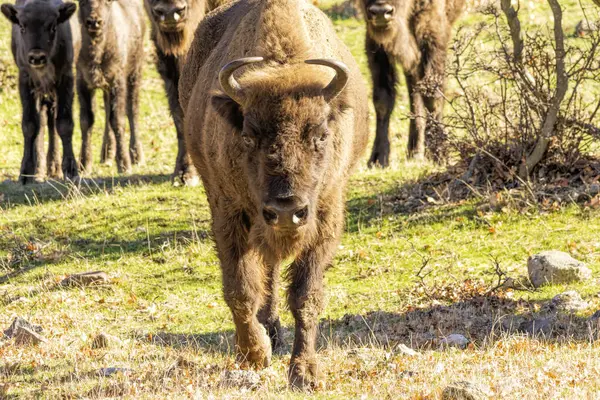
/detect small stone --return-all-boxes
[442,381,490,400]
[396,343,420,357]
[500,315,526,332]
[590,184,600,195]
[3,317,43,338]
[549,291,588,312]
[502,275,532,290]
[220,370,261,389]
[98,367,133,377]
[440,334,469,350]
[61,271,109,287]
[575,20,598,37]
[518,318,553,336]
[14,327,46,346]
[527,251,591,288]
[91,332,121,349]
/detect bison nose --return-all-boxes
[85,17,103,30]
[28,50,47,67]
[262,199,309,229]
[153,4,187,23]
[368,4,395,21]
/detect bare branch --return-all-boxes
[519,0,568,178]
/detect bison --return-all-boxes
[180,0,369,390]
[359,0,464,166]
[143,0,208,185]
[1,0,79,184]
[77,0,145,175]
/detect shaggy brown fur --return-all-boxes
[180,0,368,390]
[77,0,145,175]
[143,0,214,185]
[1,0,79,184]
[359,0,464,165]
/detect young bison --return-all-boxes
[360,0,464,166]
[77,0,145,175]
[1,0,79,184]
[180,0,369,390]
[143,0,206,185]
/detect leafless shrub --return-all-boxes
[444,0,600,188]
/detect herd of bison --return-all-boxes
[1,0,466,390]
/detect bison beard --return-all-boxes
[360,0,464,165]
[180,0,369,390]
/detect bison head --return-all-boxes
[77,0,112,39]
[1,0,76,69]
[360,0,398,43]
[145,0,188,33]
[211,58,349,237]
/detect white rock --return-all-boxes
[220,370,260,389]
[550,291,588,312]
[440,334,469,350]
[396,343,420,357]
[527,251,591,288]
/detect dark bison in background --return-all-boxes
[180,0,369,390]
[360,0,464,166]
[1,0,79,184]
[144,0,227,186]
[143,0,205,186]
[77,0,145,175]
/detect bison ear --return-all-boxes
[211,93,244,131]
[1,4,19,25]
[57,2,77,24]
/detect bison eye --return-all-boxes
[20,25,25,33]
[51,25,56,34]
[242,134,255,148]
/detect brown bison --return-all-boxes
[143,0,205,185]
[1,0,79,184]
[359,0,464,166]
[143,0,229,185]
[77,0,145,175]
[180,0,368,390]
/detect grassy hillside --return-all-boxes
[1,0,600,398]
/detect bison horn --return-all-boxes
[219,57,264,104]
[305,59,350,101]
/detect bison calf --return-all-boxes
[180,0,368,390]
[360,0,464,165]
[1,0,79,184]
[77,0,145,175]
[143,0,207,186]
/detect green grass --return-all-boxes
[1,1,600,398]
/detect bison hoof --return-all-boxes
[48,162,62,180]
[264,318,284,353]
[288,358,323,391]
[237,327,272,368]
[62,158,79,181]
[368,152,389,168]
[130,148,144,166]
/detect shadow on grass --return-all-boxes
[0,173,173,208]
[138,295,600,356]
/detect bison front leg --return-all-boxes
[288,210,342,390]
[405,73,427,161]
[100,92,116,165]
[107,78,132,174]
[46,103,62,179]
[257,261,283,351]
[78,75,95,175]
[157,52,199,186]
[18,72,43,184]
[215,211,271,368]
[367,38,397,168]
[55,72,78,180]
[127,70,144,166]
